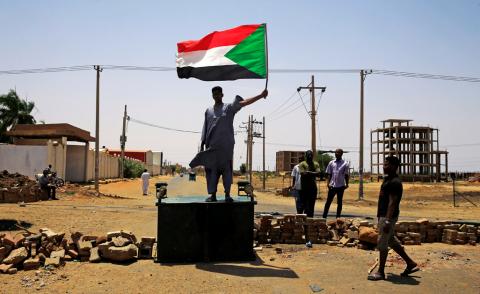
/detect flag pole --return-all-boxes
[264,23,269,90]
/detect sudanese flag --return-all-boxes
[176,24,267,81]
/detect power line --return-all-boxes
[128,117,200,134]
[297,91,310,116]
[0,65,93,75]
[265,90,298,117]
[371,69,480,83]
[2,65,480,83]
[269,91,309,121]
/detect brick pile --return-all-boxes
[255,214,480,249]
[0,170,46,203]
[0,228,156,275]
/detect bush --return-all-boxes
[123,160,144,178]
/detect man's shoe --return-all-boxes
[205,196,217,202]
[306,241,312,248]
[225,196,234,203]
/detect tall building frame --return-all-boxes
[371,119,448,182]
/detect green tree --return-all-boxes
[239,163,247,175]
[316,152,334,171]
[123,160,144,178]
[0,89,37,142]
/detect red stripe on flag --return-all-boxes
[177,24,261,53]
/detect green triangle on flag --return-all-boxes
[225,24,267,78]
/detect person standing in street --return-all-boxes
[291,155,304,214]
[190,86,267,202]
[323,149,349,219]
[298,150,321,247]
[368,156,419,281]
[141,169,150,196]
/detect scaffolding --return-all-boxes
[371,119,449,182]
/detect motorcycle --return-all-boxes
[35,172,65,188]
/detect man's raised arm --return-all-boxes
[239,89,268,107]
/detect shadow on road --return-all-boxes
[195,257,299,278]
[0,219,33,231]
[387,273,421,285]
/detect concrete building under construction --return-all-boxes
[276,151,305,173]
[370,119,449,182]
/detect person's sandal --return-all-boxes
[400,264,419,277]
[205,196,217,202]
[368,272,385,281]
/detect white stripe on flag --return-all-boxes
[176,46,236,68]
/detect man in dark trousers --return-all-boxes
[368,156,419,281]
[298,150,321,247]
[323,148,349,219]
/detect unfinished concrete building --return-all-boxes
[276,151,305,173]
[371,119,449,182]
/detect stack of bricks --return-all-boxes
[257,214,273,244]
[279,214,305,244]
[0,228,149,275]
[304,217,327,244]
[254,215,479,248]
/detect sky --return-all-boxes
[1,0,479,172]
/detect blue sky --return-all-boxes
[1,0,479,171]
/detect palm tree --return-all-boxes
[0,89,37,142]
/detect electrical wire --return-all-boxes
[2,65,480,83]
[371,69,480,83]
[269,91,309,121]
[297,91,310,117]
[0,65,93,75]
[128,117,200,134]
[265,90,298,117]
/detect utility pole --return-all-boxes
[359,70,366,200]
[262,116,266,191]
[297,75,326,155]
[120,105,127,179]
[94,65,102,193]
[248,115,253,184]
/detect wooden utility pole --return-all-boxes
[248,115,253,183]
[120,105,127,179]
[359,70,366,200]
[94,65,102,192]
[297,76,326,155]
[262,116,266,191]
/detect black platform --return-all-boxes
[155,196,256,263]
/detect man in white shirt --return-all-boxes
[141,169,150,196]
[291,158,304,213]
[323,149,349,218]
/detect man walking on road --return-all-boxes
[141,169,150,196]
[368,156,419,281]
[190,86,267,202]
[323,149,349,219]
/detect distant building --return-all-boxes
[108,149,163,175]
[370,119,449,182]
[276,151,305,173]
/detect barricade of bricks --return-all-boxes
[254,214,479,249]
[0,228,156,275]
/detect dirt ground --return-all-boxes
[1,175,479,293]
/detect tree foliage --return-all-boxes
[0,89,37,142]
[123,160,144,178]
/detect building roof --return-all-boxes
[6,124,95,142]
[381,119,412,123]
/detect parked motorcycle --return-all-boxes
[34,172,65,188]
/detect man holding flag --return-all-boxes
[178,24,269,202]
